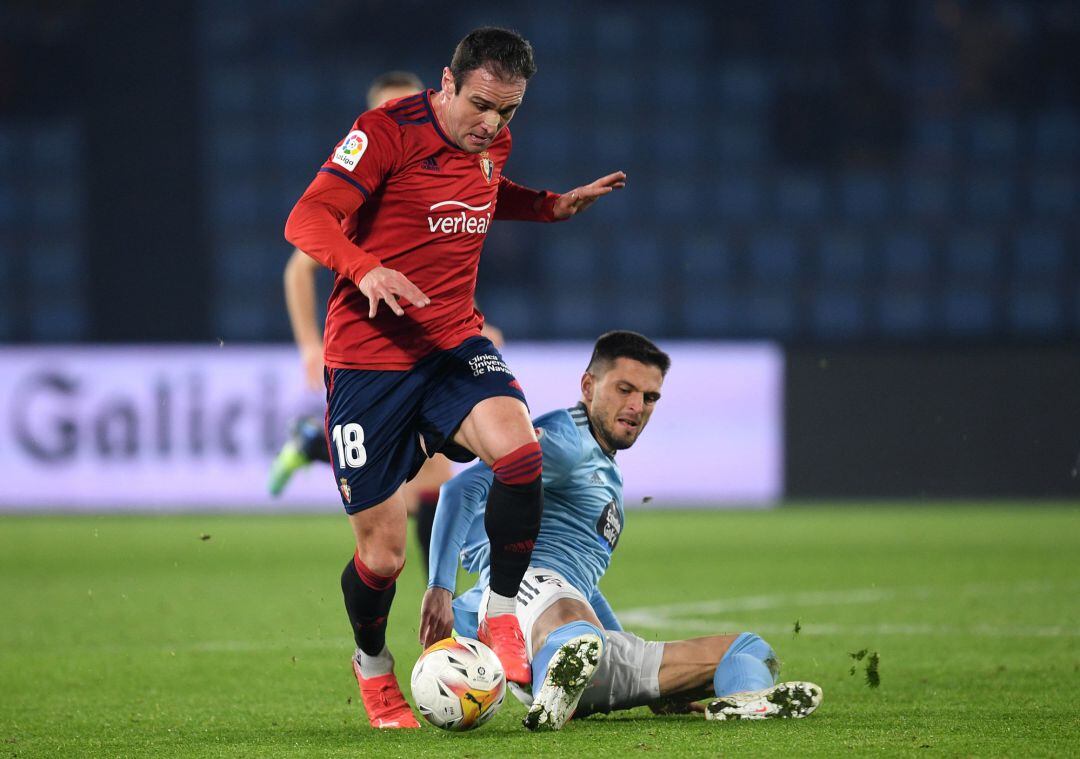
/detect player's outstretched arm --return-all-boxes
[420,463,495,646]
[551,171,627,220]
[283,248,325,390]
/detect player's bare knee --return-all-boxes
[354,542,406,577]
[533,598,601,650]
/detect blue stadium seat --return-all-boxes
[968,112,1018,163]
[1033,109,1079,160]
[210,68,256,113]
[491,287,554,338]
[0,185,18,228]
[680,236,734,286]
[908,115,955,160]
[593,68,635,112]
[715,120,767,164]
[775,173,828,221]
[904,170,952,219]
[878,290,932,336]
[544,237,597,292]
[947,230,1001,280]
[749,232,800,282]
[943,288,995,336]
[28,240,80,285]
[818,231,867,283]
[212,127,258,170]
[840,171,890,220]
[655,64,702,109]
[964,173,1014,219]
[657,8,707,56]
[595,12,637,55]
[654,178,699,222]
[744,287,797,338]
[1013,229,1066,278]
[719,65,770,111]
[31,298,85,340]
[1028,171,1075,217]
[1008,286,1063,335]
[715,175,766,220]
[811,289,865,339]
[882,231,933,281]
[680,286,738,336]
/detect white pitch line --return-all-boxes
[617,580,1080,637]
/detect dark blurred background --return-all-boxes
[2,0,1077,345]
[1,1,1079,501]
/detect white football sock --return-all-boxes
[486,591,517,617]
[356,645,394,678]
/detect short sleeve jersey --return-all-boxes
[318,91,513,370]
[455,404,626,596]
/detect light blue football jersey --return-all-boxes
[428,403,626,634]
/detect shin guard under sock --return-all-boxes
[340,551,402,657]
[484,442,543,598]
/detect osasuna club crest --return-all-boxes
[478,151,494,183]
[339,477,352,503]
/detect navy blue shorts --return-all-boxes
[324,336,528,513]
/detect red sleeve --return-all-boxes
[494,176,563,222]
[283,112,401,284]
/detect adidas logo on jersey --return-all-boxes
[420,156,440,172]
[589,471,604,486]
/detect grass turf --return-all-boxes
[2,505,1078,757]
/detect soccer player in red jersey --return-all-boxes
[270,70,503,575]
[284,27,625,729]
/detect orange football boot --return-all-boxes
[478,613,531,685]
[351,658,420,729]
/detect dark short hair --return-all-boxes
[587,331,671,377]
[367,70,424,108]
[450,27,536,91]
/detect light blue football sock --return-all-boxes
[531,620,604,695]
[713,632,778,696]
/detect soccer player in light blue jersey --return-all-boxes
[420,331,822,730]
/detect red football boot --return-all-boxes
[351,658,420,729]
[478,613,531,685]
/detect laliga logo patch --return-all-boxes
[332,130,368,171]
[478,151,494,183]
[339,477,352,503]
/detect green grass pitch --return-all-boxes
[2,505,1078,757]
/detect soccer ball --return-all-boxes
[410,637,506,731]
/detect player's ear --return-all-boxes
[441,67,455,96]
[581,371,594,403]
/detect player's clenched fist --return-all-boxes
[552,171,627,220]
[357,266,431,318]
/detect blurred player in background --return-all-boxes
[268,71,503,574]
[284,27,626,729]
[421,331,822,730]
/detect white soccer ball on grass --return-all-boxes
[410,636,506,731]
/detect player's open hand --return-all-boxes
[357,266,430,318]
[419,587,455,648]
[552,171,627,220]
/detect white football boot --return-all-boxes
[705,681,823,721]
[523,634,603,731]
